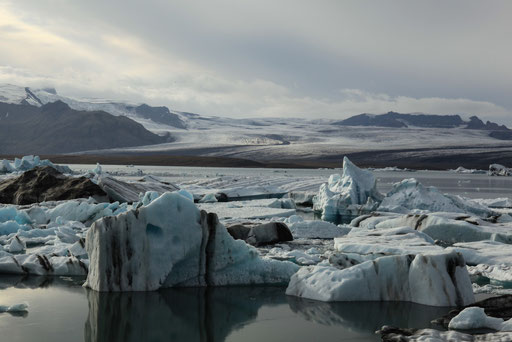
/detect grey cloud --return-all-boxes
[1,0,511,124]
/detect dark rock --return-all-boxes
[226,224,252,241]
[227,222,293,246]
[0,166,108,204]
[215,192,229,202]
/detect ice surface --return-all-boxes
[334,227,443,260]
[313,157,382,220]
[289,220,351,239]
[353,212,512,244]
[286,251,475,306]
[84,192,298,291]
[198,199,296,220]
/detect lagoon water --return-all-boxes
[1,166,511,341]
[0,277,453,342]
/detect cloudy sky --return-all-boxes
[1,0,511,123]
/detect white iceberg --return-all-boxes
[378,178,493,217]
[0,155,72,174]
[448,307,511,331]
[313,157,382,220]
[84,192,299,291]
[286,251,475,307]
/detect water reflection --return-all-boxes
[84,286,288,342]
[84,286,453,342]
[287,297,451,333]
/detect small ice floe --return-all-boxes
[449,307,512,331]
[0,302,28,313]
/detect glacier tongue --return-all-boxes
[84,192,298,292]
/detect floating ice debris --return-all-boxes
[0,303,28,313]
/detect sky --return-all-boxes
[1,0,511,124]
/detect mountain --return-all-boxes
[0,101,169,154]
[332,111,512,141]
[333,111,509,131]
[0,84,187,130]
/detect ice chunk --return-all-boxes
[0,303,28,313]
[378,178,493,217]
[7,235,25,253]
[84,192,299,291]
[313,157,382,220]
[448,307,504,331]
[199,193,218,203]
[489,164,512,176]
[286,251,475,306]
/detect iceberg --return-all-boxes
[84,192,298,291]
[378,178,493,218]
[448,307,511,331]
[286,251,475,307]
[489,164,512,176]
[0,155,72,174]
[313,157,382,220]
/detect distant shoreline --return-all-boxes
[1,147,509,170]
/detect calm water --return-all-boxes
[0,277,453,342]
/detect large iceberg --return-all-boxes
[286,251,475,307]
[313,157,382,220]
[84,192,299,291]
[378,178,493,218]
